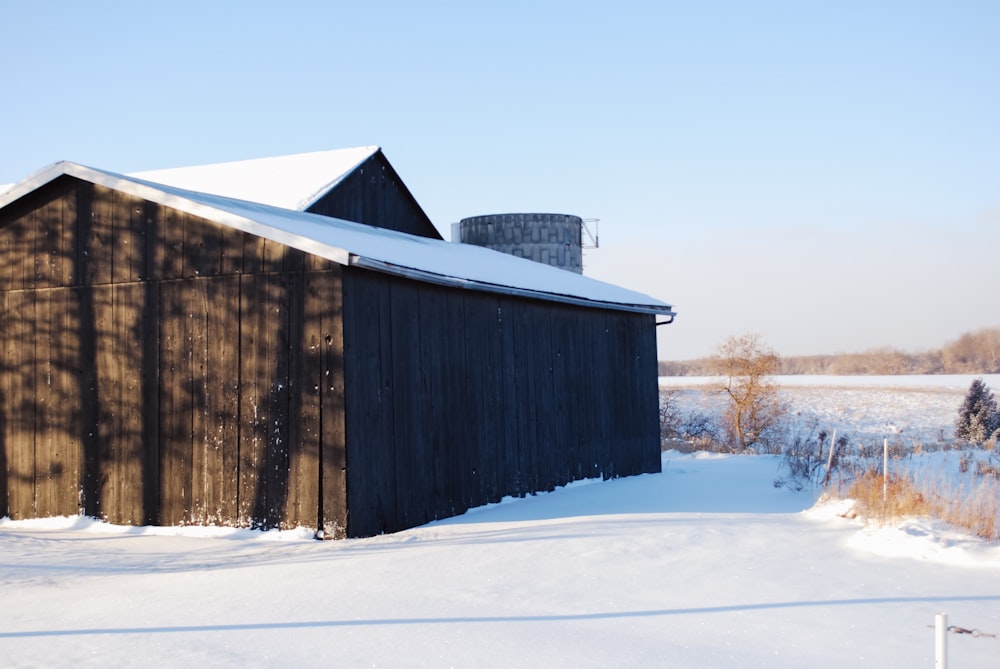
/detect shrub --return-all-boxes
[775,434,826,491]
[776,430,853,490]
[659,389,722,451]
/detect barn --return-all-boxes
[0,148,675,538]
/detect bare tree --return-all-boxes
[711,333,786,452]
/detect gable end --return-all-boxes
[306,150,442,239]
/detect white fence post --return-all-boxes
[935,612,948,669]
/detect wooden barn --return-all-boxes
[0,149,675,538]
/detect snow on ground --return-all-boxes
[3,377,1000,668]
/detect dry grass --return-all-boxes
[942,479,999,541]
[846,468,1000,542]
[847,471,933,519]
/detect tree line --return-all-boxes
[660,327,1000,376]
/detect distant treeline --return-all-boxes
[660,327,1000,376]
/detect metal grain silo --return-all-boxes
[458,213,584,274]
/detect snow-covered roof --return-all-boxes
[0,161,675,316]
[129,146,379,211]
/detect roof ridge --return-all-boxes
[0,160,674,317]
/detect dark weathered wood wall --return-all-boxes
[0,178,346,532]
[1,175,660,538]
[306,151,442,240]
[342,271,660,537]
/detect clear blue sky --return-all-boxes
[2,1,997,360]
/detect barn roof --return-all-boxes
[128,146,380,211]
[0,161,675,317]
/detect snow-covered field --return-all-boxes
[3,375,1000,668]
[660,373,1000,445]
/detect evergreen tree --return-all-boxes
[955,378,1000,443]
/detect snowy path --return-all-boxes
[2,453,1000,668]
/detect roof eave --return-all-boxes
[0,161,675,317]
[349,255,676,317]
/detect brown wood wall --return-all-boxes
[342,271,660,537]
[0,177,346,532]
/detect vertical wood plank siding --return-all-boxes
[305,152,442,240]
[342,271,660,538]
[0,178,347,530]
[1,175,660,537]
